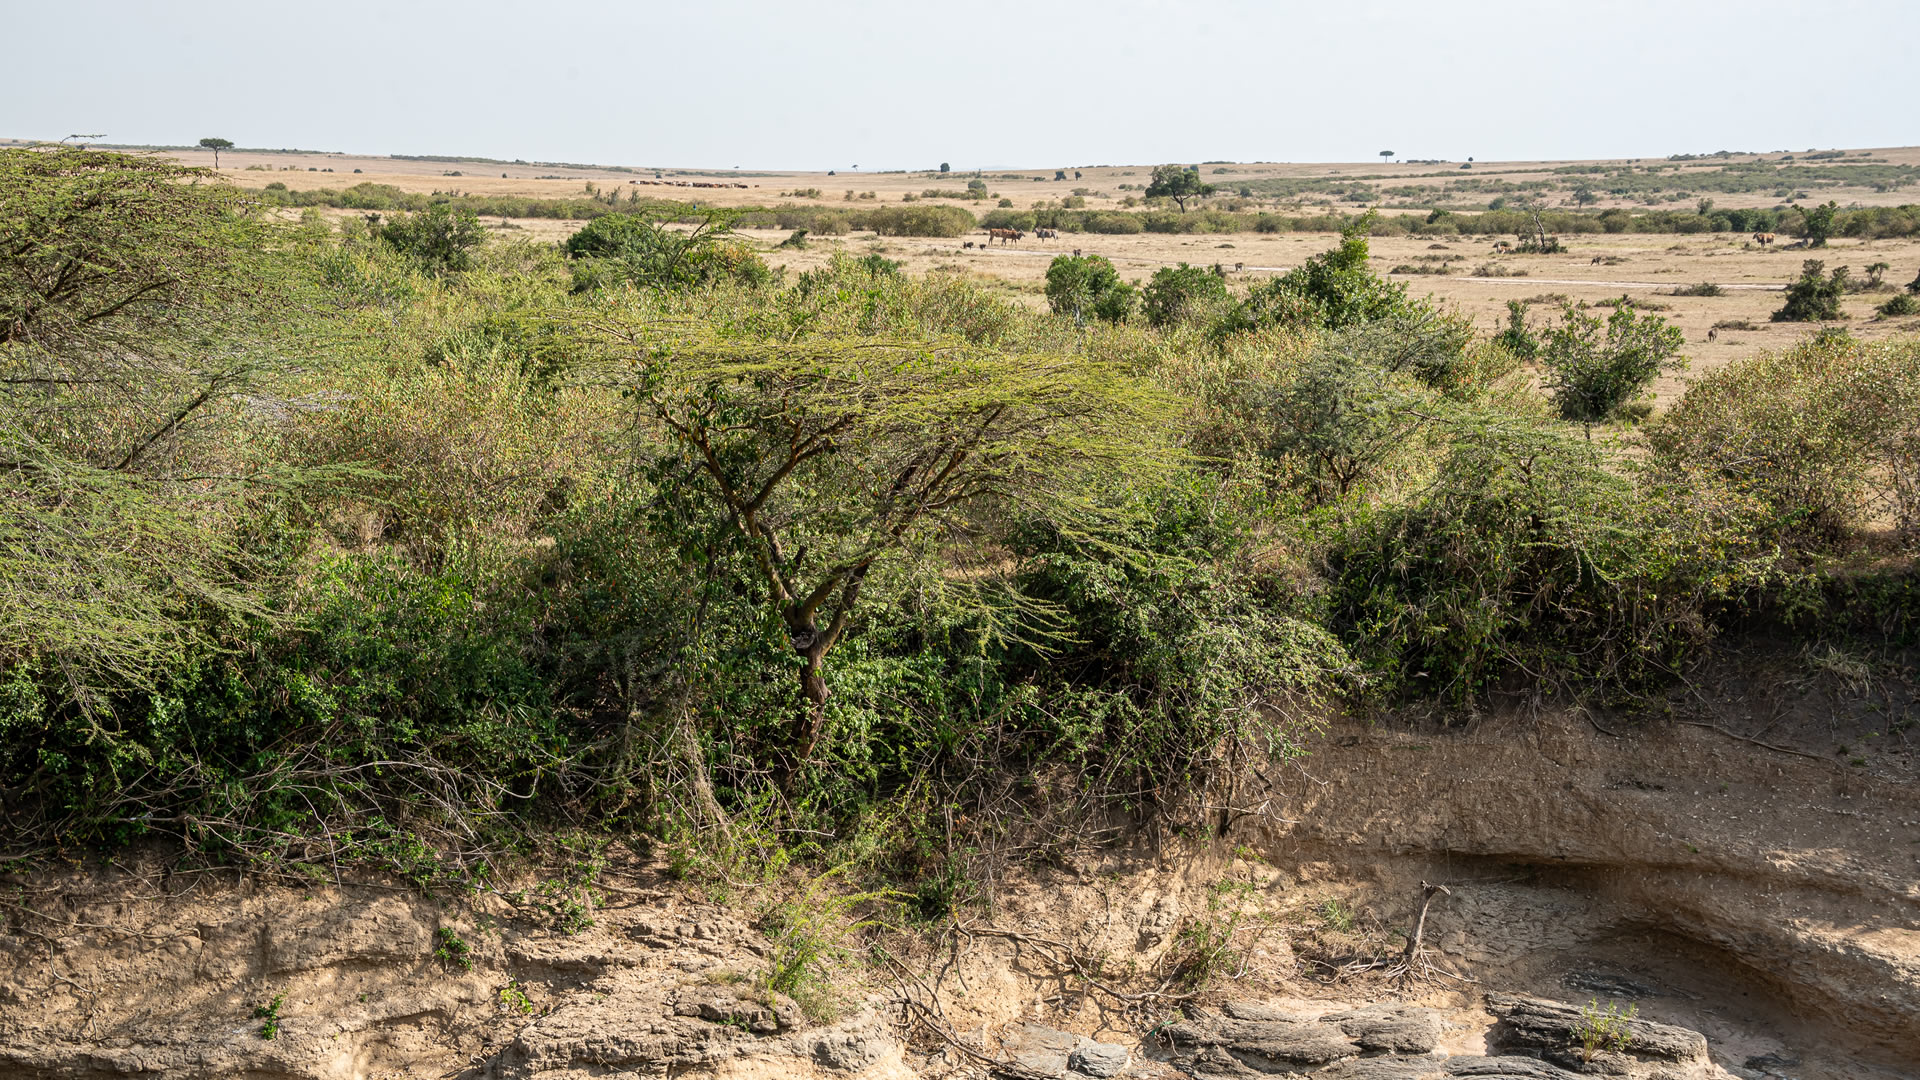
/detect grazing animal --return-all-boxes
[1708,328,1718,343]
[1492,240,1512,253]
[1234,262,1244,272]
[963,241,974,249]
[988,228,1024,244]
[1591,255,1605,265]
[1754,232,1776,248]
[1073,248,1082,257]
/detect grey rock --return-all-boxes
[1070,1040,1132,1077]
[1444,1057,1584,1079]
[1316,1055,1449,1080]
[1006,1022,1083,1076]
[811,1026,892,1071]
[1486,995,1709,1065]
[1165,1014,1358,1074]
[1325,1004,1443,1054]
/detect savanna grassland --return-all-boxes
[76,138,1920,396]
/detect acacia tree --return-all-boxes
[1798,200,1839,248]
[591,312,1173,771]
[1145,164,1214,211]
[198,136,234,168]
[1,145,294,704]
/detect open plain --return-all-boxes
[74,138,1920,404]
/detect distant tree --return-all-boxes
[1542,302,1685,422]
[1772,260,1849,322]
[1379,150,1395,164]
[939,162,950,173]
[1797,200,1839,248]
[1864,262,1890,289]
[198,136,234,168]
[1697,198,1714,216]
[1572,186,1600,206]
[1145,164,1214,211]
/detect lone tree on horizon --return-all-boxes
[199,137,234,168]
[1379,149,1395,164]
[1145,163,1214,211]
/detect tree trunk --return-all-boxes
[796,646,829,760]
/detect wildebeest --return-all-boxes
[1708,328,1718,343]
[1072,248,1082,257]
[1753,232,1776,247]
[963,241,974,249]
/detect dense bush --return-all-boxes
[1045,254,1136,323]
[1142,263,1231,328]
[1646,337,1920,546]
[855,204,975,237]
[1773,260,1849,322]
[1540,302,1685,422]
[563,213,772,292]
[6,147,1917,889]
[1220,213,1423,334]
[379,205,487,274]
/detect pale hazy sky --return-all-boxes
[6,0,1916,170]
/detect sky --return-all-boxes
[6,0,1917,171]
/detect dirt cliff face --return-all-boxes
[0,678,1911,1080]
[0,870,912,1080]
[1242,700,1919,1074]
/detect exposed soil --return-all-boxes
[1,651,1913,1080]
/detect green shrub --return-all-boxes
[1142,263,1230,328]
[1221,212,1421,334]
[1045,254,1135,323]
[379,204,486,274]
[1671,281,1724,297]
[564,213,771,292]
[1492,300,1539,362]
[1773,260,1849,322]
[1647,337,1920,546]
[1878,292,1918,317]
[1541,303,1685,422]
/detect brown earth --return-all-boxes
[2,647,1912,1080]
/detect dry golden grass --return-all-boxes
[90,141,1920,402]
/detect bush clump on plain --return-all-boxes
[1540,302,1685,422]
[1141,263,1230,328]
[1773,260,1849,322]
[1044,254,1136,323]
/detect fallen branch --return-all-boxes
[1678,721,1830,763]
